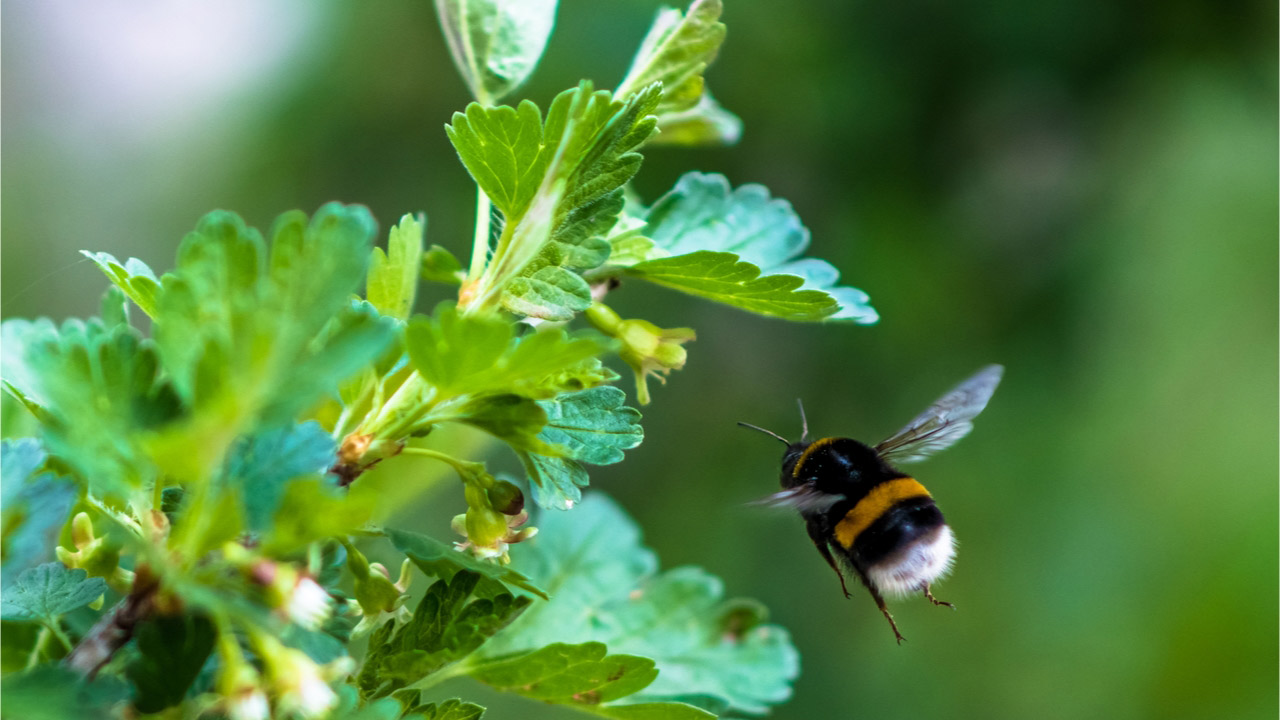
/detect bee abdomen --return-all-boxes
[832,477,934,551]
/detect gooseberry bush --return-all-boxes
[0,1,877,718]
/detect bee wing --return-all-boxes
[874,364,1003,464]
[749,485,845,513]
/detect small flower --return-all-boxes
[218,650,269,720]
[260,640,340,719]
[586,304,695,405]
[226,687,269,720]
[452,509,538,563]
[251,561,333,630]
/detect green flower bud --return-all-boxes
[487,480,525,515]
[587,303,695,404]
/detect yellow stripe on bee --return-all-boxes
[792,438,838,479]
[833,477,932,549]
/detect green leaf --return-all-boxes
[1,440,76,589]
[631,172,878,323]
[359,571,531,700]
[616,0,726,116]
[515,387,642,510]
[1,562,107,623]
[153,205,395,446]
[125,614,217,713]
[536,386,643,465]
[2,318,181,496]
[629,250,837,321]
[483,494,798,716]
[386,527,547,600]
[470,642,656,704]
[369,214,426,322]
[406,303,606,401]
[415,698,486,720]
[422,244,465,285]
[436,0,558,103]
[451,394,552,454]
[80,250,162,318]
[645,92,742,147]
[223,421,336,533]
[100,285,131,329]
[446,82,661,320]
[261,477,376,555]
[0,665,130,720]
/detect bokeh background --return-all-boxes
[3,1,1275,719]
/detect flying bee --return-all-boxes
[740,365,1004,644]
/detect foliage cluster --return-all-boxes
[0,2,875,717]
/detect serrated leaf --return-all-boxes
[0,665,131,720]
[80,250,162,318]
[536,386,642,465]
[631,172,878,323]
[516,387,642,510]
[616,0,725,116]
[1,440,76,589]
[222,421,337,533]
[630,250,838,321]
[471,642,656,704]
[1,562,107,623]
[2,318,181,497]
[125,614,217,713]
[387,528,546,600]
[436,0,558,103]
[359,571,531,700]
[646,92,742,147]
[152,204,395,468]
[368,214,426,322]
[406,303,606,402]
[483,494,798,716]
[422,244,465,285]
[447,82,661,320]
[415,698,486,720]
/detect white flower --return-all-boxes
[225,688,270,720]
[272,649,338,719]
[286,576,332,631]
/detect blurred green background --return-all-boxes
[3,1,1275,718]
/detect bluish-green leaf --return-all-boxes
[536,386,643,465]
[2,318,180,496]
[1,562,107,623]
[632,172,878,323]
[436,0,558,103]
[368,214,425,322]
[1,440,76,589]
[471,642,656,704]
[484,494,799,715]
[516,387,642,510]
[223,421,336,533]
[415,698,486,720]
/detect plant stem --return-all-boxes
[26,626,51,669]
[400,446,483,482]
[46,619,74,653]
[466,187,492,285]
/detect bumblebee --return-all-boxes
[741,365,1003,643]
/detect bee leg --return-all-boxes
[816,542,851,598]
[922,584,954,610]
[867,585,906,644]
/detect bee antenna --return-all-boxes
[737,422,791,446]
[796,398,810,442]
